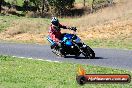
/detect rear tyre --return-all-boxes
[75,52,81,57]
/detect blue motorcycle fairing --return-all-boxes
[62,34,81,46]
[62,34,72,46]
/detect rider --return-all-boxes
[47,17,75,49]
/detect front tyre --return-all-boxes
[81,45,95,59]
[87,46,95,59]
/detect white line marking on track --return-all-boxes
[12,56,61,63]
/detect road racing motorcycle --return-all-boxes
[47,27,95,59]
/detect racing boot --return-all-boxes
[50,43,56,49]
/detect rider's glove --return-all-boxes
[70,27,77,32]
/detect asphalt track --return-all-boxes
[0,43,132,71]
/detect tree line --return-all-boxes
[0,0,113,17]
[0,0,75,16]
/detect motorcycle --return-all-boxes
[47,27,95,59]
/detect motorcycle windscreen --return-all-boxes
[64,34,73,39]
[75,36,81,43]
[65,34,81,43]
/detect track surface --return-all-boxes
[0,43,132,71]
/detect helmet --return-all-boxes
[51,17,59,26]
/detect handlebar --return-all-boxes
[68,27,77,32]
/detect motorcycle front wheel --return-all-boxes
[81,45,95,59]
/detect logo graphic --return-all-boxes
[76,66,131,85]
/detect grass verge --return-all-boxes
[86,39,132,50]
[0,55,132,88]
[0,15,20,32]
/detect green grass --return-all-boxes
[0,55,132,88]
[86,39,132,50]
[0,15,20,32]
[5,0,23,6]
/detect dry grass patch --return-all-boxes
[5,18,49,35]
[0,18,50,44]
[0,33,47,44]
[0,0,131,48]
[0,19,131,46]
[77,19,132,40]
[72,0,131,26]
